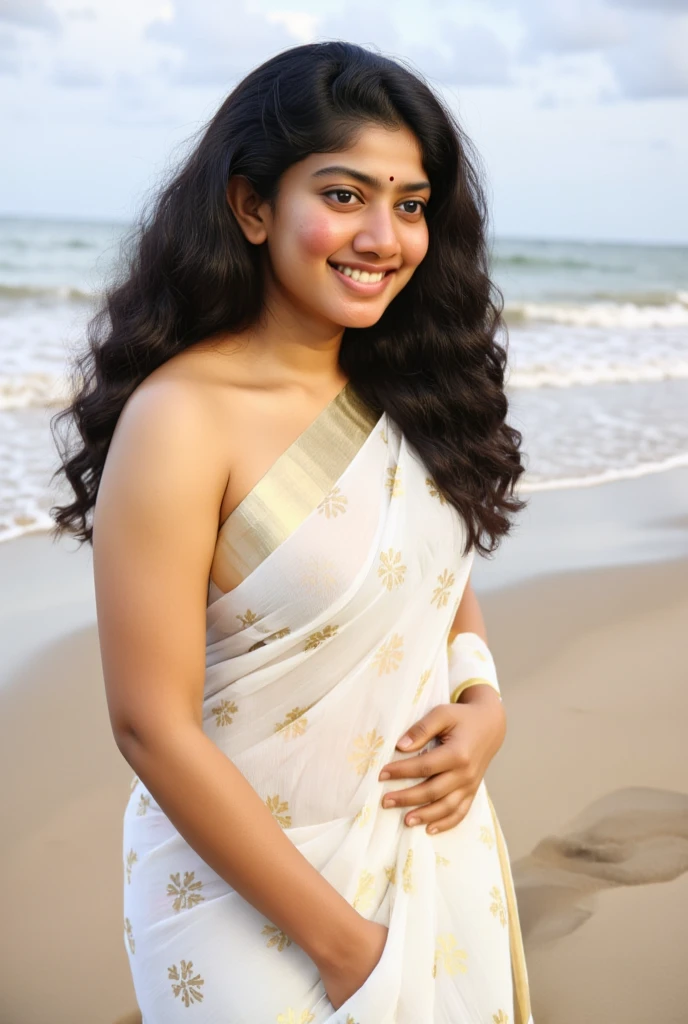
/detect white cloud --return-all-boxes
[405,22,513,87]
[516,0,628,59]
[609,0,687,9]
[606,14,688,98]
[0,0,59,31]
[147,0,300,85]
[52,58,104,87]
[0,28,19,73]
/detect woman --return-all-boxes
[51,41,532,1023]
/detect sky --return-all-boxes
[1,0,687,244]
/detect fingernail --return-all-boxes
[407,816,419,826]
[383,798,395,808]
[428,827,439,834]
[397,736,412,749]
[378,771,391,781]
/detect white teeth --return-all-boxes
[334,264,385,283]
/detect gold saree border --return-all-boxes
[486,790,532,1024]
[210,382,381,593]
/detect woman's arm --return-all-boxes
[448,576,505,721]
[93,378,363,973]
[448,575,486,644]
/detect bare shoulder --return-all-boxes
[93,359,237,741]
[93,355,235,572]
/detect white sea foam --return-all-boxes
[517,452,688,493]
[505,298,688,329]
[508,361,688,389]
[0,373,74,410]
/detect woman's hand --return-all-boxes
[317,919,388,1010]
[377,687,506,834]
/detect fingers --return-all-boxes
[378,744,463,783]
[381,772,457,809]
[407,793,474,835]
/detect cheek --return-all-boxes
[405,225,430,267]
[294,214,341,260]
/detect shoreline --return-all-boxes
[1,467,687,1023]
[2,449,688,548]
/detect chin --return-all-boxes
[330,302,391,330]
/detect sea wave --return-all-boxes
[0,374,74,410]
[4,355,688,410]
[494,254,604,270]
[508,361,688,389]
[517,452,688,493]
[504,296,688,328]
[3,452,687,545]
[0,283,96,304]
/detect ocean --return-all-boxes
[1,215,687,542]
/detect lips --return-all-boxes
[328,262,395,295]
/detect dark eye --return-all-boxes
[400,200,427,215]
[324,189,359,205]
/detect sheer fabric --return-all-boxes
[122,382,533,1023]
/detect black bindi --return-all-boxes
[389,176,394,181]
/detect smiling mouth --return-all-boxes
[328,262,395,284]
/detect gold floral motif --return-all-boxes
[480,825,495,850]
[425,477,447,504]
[386,465,403,498]
[372,633,404,675]
[493,1013,509,1023]
[300,555,338,599]
[125,848,138,884]
[266,794,292,828]
[274,705,314,740]
[129,775,139,792]
[262,923,292,952]
[136,793,151,816]
[474,647,488,662]
[168,960,205,1007]
[434,934,468,976]
[413,669,432,704]
[353,803,371,828]
[431,569,455,609]
[346,1017,360,1024]
[318,485,348,519]
[352,869,375,913]
[384,864,397,885]
[124,917,135,954]
[348,729,385,775]
[305,624,339,650]
[211,698,239,727]
[489,885,507,927]
[237,609,259,628]
[377,548,407,591]
[402,849,414,893]
[167,871,205,912]
[276,1011,316,1024]
[380,426,388,445]
[249,627,291,651]
[435,853,451,868]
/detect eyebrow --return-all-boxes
[311,165,431,193]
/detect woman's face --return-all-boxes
[257,123,431,331]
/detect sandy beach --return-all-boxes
[1,467,687,1024]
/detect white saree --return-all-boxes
[122,381,533,1024]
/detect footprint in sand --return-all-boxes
[512,786,688,947]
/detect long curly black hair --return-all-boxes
[50,40,527,557]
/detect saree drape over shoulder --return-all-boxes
[122,382,533,1024]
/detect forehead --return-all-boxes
[296,123,428,183]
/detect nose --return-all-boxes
[352,203,402,260]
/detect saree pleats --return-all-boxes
[122,383,533,1023]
